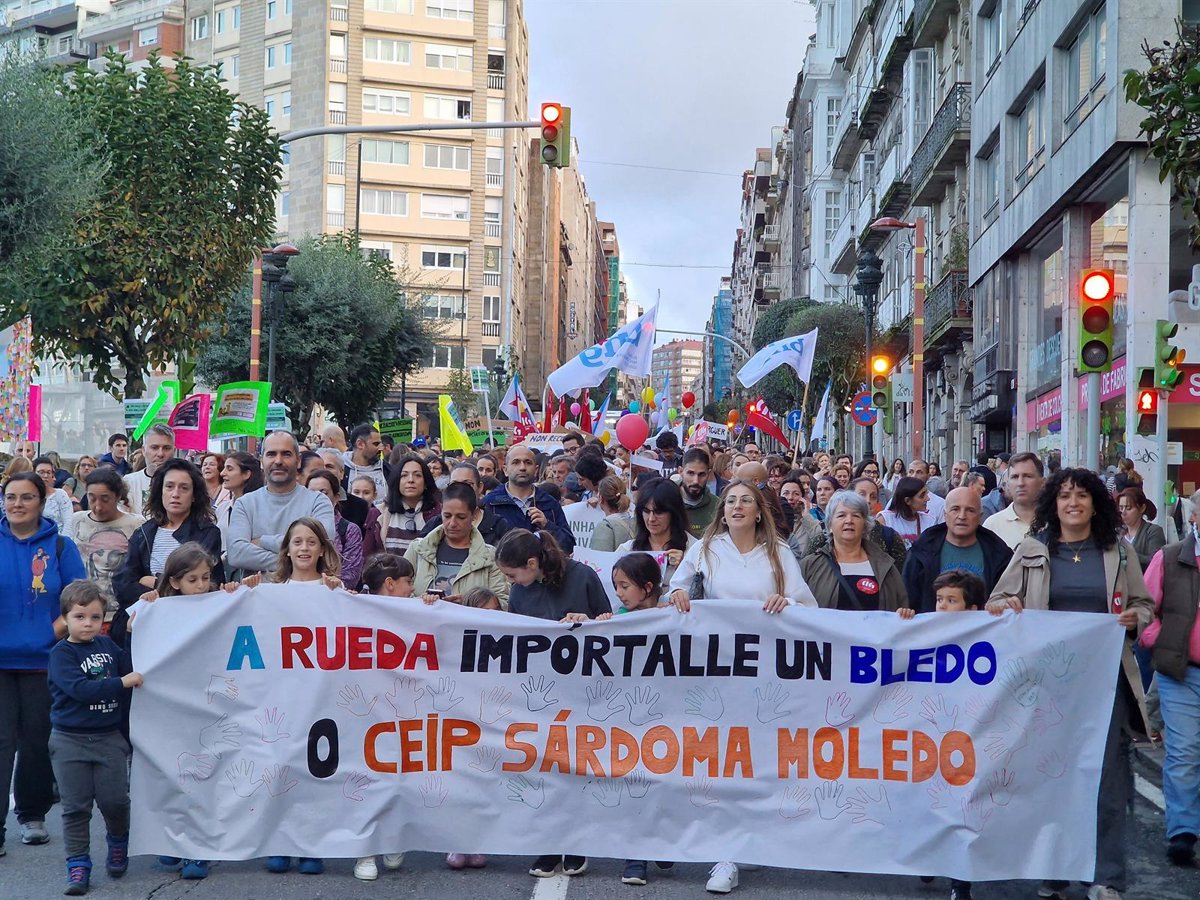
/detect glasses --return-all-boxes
[724,496,757,507]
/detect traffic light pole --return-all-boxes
[1157,390,1170,528]
[1085,371,1100,471]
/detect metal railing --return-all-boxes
[330,57,347,73]
[485,172,502,188]
[924,271,972,340]
[487,72,505,90]
[328,160,345,175]
[483,272,500,286]
[327,211,345,227]
[482,322,500,336]
[764,224,781,244]
[484,222,501,237]
[912,83,970,192]
[328,109,347,124]
[330,6,348,21]
[488,23,506,39]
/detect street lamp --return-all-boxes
[853,250,883,460]
[260,243,300,389]
[869,215,926,461]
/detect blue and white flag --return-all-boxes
[547,306,658,398]
[736,327,819,389]
[810,379,833,449]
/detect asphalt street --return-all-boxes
[2,758,1197,900]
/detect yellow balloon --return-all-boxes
[599,430,612,445]
[642,386,655,404]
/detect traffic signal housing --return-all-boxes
[870,355,893,435]
[1135,368,1157,436]
[1155,319,1185,389]
[1077,268,1115,374]
[539,102,571,168]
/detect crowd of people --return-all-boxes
[0,422,1195,900]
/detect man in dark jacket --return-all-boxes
[481,445,574,552]
[98,433,132,477]
[902,487,1012,613]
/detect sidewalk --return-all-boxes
[1133,739,1165,787]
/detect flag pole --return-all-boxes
[792,379,810,466]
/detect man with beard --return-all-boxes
[680,448,720,539]
[481,445,574,551]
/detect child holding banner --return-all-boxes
[272,518,342,591]
[360,553,415,597]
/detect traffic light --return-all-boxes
[539,102,571,168]
[1155,319,1185,389]
[870,355,893,435]
[1166,479,1178,509]
[1135,368,1157,436]
[1077,268,1115,374]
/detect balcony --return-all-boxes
[328,160,345,175]
[913,0,958,47]
[763,224,781,251]
[484,272,500,286]
[488,23,506,39]
[328,109,346,124]
[859,153,912,253]
[44,38,94,64]
[1,1,77,31]
[77,0,184,43]
[327,211,345,228]
[753,157,771,194]
[330,6,348,22]
[857,86,895,142]
[752,197,766,228]
[486,172,502,188]
[487,72,505,90]
[329,57,347,74]
[485,221,501,238]
[754,268,782,304]
[482,322,500,337]
[832,107,863,171]
[911,83,971,204]
[924,271,972,351]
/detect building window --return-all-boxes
[484,196,501,236]
[265,96,276,117]
[361,189,409,216]
[327,184,346,226]
[980,2,1002,74]
[284,42,291,64]
[423,94,471,120]
[481,347,498,369]
[423,143,470,170]
[426,0,474,20]
[329,82,347,114]
[421,245,467,269]
[424,345,466,368]
[823,189,842,257]
[978,145,1000,227]
[422,294,467,319]
[360,241,394,261]
[216,9,227,32]
[280,191,289,216]
[1014,85,1045,189]
[266,0,277,19]
[281,90,291,116]
[285,0,292,13]
[824,97,840,164]
[1066,4,1106,130]
[367,0,414,10]
[482,294,500,323]
[191,14,209,40]
[486,147,502,183]
[363,138,410,165]
[425,42,472,71]
[229,54,239,77]
[363,88,411,116]
[421,194,470,220]
[265,45,276,67]
[365,37,411,63]
[330,33,347,60]
[233,5,241,28]
[138,26,158,47]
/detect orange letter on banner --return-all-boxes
[812,727,845,780]
[365,722,397,774]
[940,731,976,786]
[882,729,907,781]
[640,726,680,775]
[503,723,537,772]
[576,725,606,776]
[399,720,423,773]
[683,727,720,778]
[911,730,939,783]
[723,727,753,778]
[777,728,809,778]
[610,728,639,777]
[847,728,879,780]
[440,719,481,770]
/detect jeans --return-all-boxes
[48,729,131,859]
[1157,665,1200,840]
[0,670,55,847]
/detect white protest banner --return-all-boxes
[629,453,663,472]
[522,433,565,454]
[563,501,606,550]
[130,587,1122,882]
[737,327,819,389]
[691,420,730,445]
[571,546,669,610]
[547,306,658,398]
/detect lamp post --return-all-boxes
[260,243,300,390]
[870,215,925,461]
[854,250,883,460]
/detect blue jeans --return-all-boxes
[1158,666,1200,839]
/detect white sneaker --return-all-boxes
[381,853,404,870]
[706,861,738,893]
[354,856,378,881]
[1086,887,1122,900]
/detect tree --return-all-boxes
[1125,20,1200,248]
[785,303,867,452]
[196,234,438,432]
[445,367,477,421]
[0,53,105,271]
[0,53,282,398]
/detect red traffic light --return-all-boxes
[541,103,562,126]
[1137,389,1158,414]
[1081,269,1114,302]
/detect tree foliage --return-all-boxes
[0,53,282,398]
[0,53,105,271]
[788,303,867,451]
[1125,20,1200,248]
[195,234,439,432]
[445,367,477,421]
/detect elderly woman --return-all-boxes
[800,490,907,610]
[988,468,1152,900]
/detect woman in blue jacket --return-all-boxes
[112,459,223,646]
[0,471,87,852]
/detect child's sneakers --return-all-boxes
[622,860,648,885]
[104,834,128,877]
[181,860,209,879]
[64,856,91,896]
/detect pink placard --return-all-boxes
[26,385,41,442]
[168,393,212,452]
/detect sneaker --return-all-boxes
[446,853,468,870]
[1037,885,1069,900]
[20,821,49,845]
[706,861,738,894]
[950,885,973,900]
[466,854,487,868]
[354,857,378,881]
[105,834,129,877]
[64,857,91,896]
[562,855,588,876]
[382,853,405,870]
[157,856,182,867]
[297,857,324,875]
[181,860,209,879]
[622,860,648,885]
[1086,887,1122,900]
[265,856,292,873]
[655,861,675,871]
[529,854,560,877]
[1168,832,1197,865]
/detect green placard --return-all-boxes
[210,381,271,437]
[123,400,152,433]
[266,403,288,432]
[468,429,505,448]
[378,417,415,443]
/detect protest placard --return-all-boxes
[563,501,606,550]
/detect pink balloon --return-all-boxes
[570,402,582,416]
[615,413,650,451]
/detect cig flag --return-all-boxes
[736,327,819,389]
[810,380,833,449]
[499,374,536,430]
[547,306,658,398]
[746,397,790,449]
[438,394,473,454]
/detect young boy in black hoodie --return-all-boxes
[47,581,143,895]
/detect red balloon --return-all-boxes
[727,410,739,424]
[615,413,650,451]
[681,391,696,409]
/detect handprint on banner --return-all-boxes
[177,752,214,790]
[964,694,1000,726]
[1039,641,1076,681]
[824,691,855,727]
[255,707,291,743]
[420,774,448,808]
[847,785,896,826]
[625,686,663,726]
[626,770,651,800]
[1032,697,1064,735]
[470,746,501,773]
[258,764,299,797]
[521,675,558,712]
[755,683,792,724]
[223,760,260,798]
[585,680,627,722]
[385,677,425,718]
[683,686,724,721]
[778,785,812,820]
[814,780,849,820]
[343,771,373,802]
[925,776,956,810]
[1037,749,1067,779]
[873,684,912,724]
[337,684,378,717]
[426,677,463,712]
[984,715,1029,765]
[919,694,960,734]
[478,687,513,724]
[205,674,239,704]
[198,714,242,759]
[688,776,718,807]
[961,796,994,832]
[1001,658,1043,708]
[591,779,624,808]
[986,768,1015,806]
[506,774,546,809]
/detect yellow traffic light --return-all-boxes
[871,355,891,376]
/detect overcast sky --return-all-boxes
[525,0,817,344]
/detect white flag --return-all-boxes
[810,380,832,449]
[547,306,658,398]
[499,374,535,427]
[736,327,819,389]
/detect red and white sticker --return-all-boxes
[856,577,879,595]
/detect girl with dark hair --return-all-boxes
[611,552,664,613]
[33,456,74,532]
[112,460,222,646]
[381,454,441,554]
[882,457,907,495]
[217,451,263,558]
[1117,486,1166,572]
[360,553,415,597]
[616,476,696,584]
[876,475,935,548]
[988,467,1152,900]
[810,475,840,525]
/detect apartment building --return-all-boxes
[703,276,733,408]
[651,339,703,405]
[0,0,99,63]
